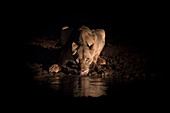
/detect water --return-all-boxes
[33,74,157,98]
[47,76,108,97]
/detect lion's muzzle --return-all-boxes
[80,71,88,75]
[80,63,89,75]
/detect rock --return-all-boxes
[92,71,98,76]
[43,70,48,74]
[107,66,112,70]
[114,61,117,65]
[49,64,60,73]
[103,71,110,76]
[95,65,102,71]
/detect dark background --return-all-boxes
[20,3,164,51]
[19,3,165,73]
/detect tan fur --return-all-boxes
[49,25,106,75]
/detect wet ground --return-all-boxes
[23,33,161,100]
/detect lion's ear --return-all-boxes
[62,26,70,30]
[92,29,105,42]
[72,42,78,55]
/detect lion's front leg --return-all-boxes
[93,54,99,64]
[91,55,105,72]
[93,54,106,65]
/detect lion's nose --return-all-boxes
[80,71,88,75]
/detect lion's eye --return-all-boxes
[87,43,93,50]
[86,58,90,62]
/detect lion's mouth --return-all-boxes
[80,71,88,75]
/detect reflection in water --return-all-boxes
[48,76,108,97]
[74,76,107,97]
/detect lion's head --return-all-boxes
[72,26,100,75]
[73,44,94,75]
[61,25,105,75]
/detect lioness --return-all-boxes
[49,25,106,75]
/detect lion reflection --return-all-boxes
[49,76,108,97]
[73,76,107,97]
